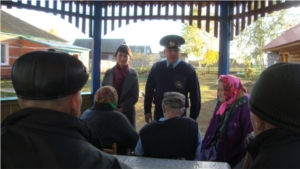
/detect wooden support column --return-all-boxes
[91,1,102,103]
[218,1,231,76]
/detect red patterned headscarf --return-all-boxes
[94,86,118,109]
[216,75,248,115]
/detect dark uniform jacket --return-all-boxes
[102,67,139,128]
[1,108,129,169]
[247,128,300,169]
[144,60,201,120]
[139,117,198,160]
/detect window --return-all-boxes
[1,43,9,65]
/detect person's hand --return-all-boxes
[117,107,123,113]
[145,113,152,123]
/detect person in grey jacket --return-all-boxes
[102,44,139,128]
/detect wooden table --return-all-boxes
[114,155,231,169]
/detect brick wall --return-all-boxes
[1,38,49,79]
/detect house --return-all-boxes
[74,39,160,71]
[73,38,128,72]
[0,10,90,79]
[159,51,188,62]
[128,45,152,55]
[262,23,300,67]
[73,38,126,60]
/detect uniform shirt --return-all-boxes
[166,59,181,68]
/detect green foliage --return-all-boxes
[181,7,219,71]
[181,23,205,58]
[1,91,17,98]
[1,79,13,88]
[132,52,156,61]
[244,67,256,78]
[130,51,155,74]
[134,67,151,74]
[132,52,146,60]
[233,9,299,70]
[202,50,219,66]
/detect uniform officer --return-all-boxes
[144,35,201,122]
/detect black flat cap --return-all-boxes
[11,50,89,100]
[159,35,185,48]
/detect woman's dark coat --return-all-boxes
[102,67,139,128]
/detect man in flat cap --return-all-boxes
[144,34,201,123]
[135,92,201,160]
[246,63,300,168]
[1,50,129,168]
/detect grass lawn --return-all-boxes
[1,73,257,137]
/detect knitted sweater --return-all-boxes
[140,117,198,160]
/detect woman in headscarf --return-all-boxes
[102,45,139,129]
[199,75,253,168]
[80,86,139,155]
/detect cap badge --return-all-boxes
[169,41,175,46]
[175,81,182,89]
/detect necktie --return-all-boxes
[168,64,173,69]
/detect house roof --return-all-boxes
[73,38,126,53]
[72,38,93,49]
[129,45,152,54]
[261,23,300,52]
[19,37,90,53]
[0,10,68,43]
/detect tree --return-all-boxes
[132,52,156,62]
[181,7,218,73]
[232,9,299,71]
[130,52,156,74]
[49,28,58,36]
[181,23,205,70]
[202,49,219,73]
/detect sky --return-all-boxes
[2,8,184,53]
[3,6,300,54]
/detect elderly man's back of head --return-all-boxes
[135,91,201,160]
[1,50,129,169]
[247,62,300,169]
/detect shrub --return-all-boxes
[244,67,256,78]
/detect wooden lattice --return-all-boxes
[1,0,299,39]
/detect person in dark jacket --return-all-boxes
[1,50,129,169]
[81,86,139,155]
[247,62,300,168]
[144,35,201,122]
[135,92,202,160]
[102,44,139,129]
